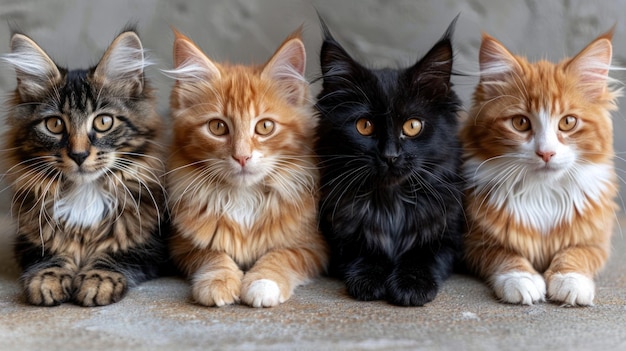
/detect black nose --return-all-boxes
[384,155,398,166]
[68,151,89,166]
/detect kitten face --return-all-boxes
[464,33,616,183]
[3,32,162,227]
[167,30,316,190]
[316,22,461,190]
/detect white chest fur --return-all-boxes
[466,158,613,234]
[53,181,114,228]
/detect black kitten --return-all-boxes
[315,16,464,306]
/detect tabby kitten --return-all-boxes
[165,29,328,308]
[315,17,464,306]
[3,29,167,306]
[461,30,619,306]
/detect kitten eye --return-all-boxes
[93,114,114,132]
[208,119,229,136]
[402,119,423,137]
[511,115,531,132]
[559,115,578,131]
[255,119,275,136]
[356,118,374,136]
[45,117,65,134]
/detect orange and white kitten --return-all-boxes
[165,29,328,307]
[461,30,619,306]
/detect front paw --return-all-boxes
[547,273,595,307]
[73,270,127,307]
[492,271,546,305]
[344,269,387,301]
[191,268,243,307]
[241,279,284,308]
[23,268,73,306]
[385,271,439,306]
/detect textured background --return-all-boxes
[1,0,625,201]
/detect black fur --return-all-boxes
[315,16,464,306]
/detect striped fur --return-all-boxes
[3,29,168,306]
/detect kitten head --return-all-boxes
[3,29,162,191]
[462,29,618,183]
[166,28,317,191]
[315,17,461,190]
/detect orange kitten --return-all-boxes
[165,29,328,307]
[461,30,619,306]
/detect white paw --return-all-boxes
[492,271,546,305]
[241,279,283,308]
[547,273,595,307]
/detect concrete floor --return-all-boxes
[1,215,625,351]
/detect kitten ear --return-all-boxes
[478,33,522,81]
[165,28,221,82]
[3,33,62,99]
[566,29,613,99]
[318,16,359,79]
[94,30,149,95]
[261,29,307,105]
[409,15,458,95]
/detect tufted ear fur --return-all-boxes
[4,33,62,100]
[165,28,221,83]
[93,30,150,95]
[565,29,613,99]
[261,28,307,106]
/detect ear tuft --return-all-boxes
[3,33,61,99]
[566,32,613,99]
[478,33,522,80]
[162,28,221,83]
[261,29,308,105]
[94,31,150,94]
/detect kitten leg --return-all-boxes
[386,243,457,306]
[190,252,243,307]
[341,254,391,302]
[14,236,76,306]
[21,259,76,306]
[241,245,327,307]
[545,245,608,307]
[73,254,129,307]
[466,239,545,305]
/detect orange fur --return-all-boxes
[461,30,619,306]
[166,28,328,307]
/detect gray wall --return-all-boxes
[1,0,626,208]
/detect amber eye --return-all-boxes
[559,115,578,131]
[93,114,114,132]
[208,119,229,136]
[511,115,531,132]
[356,118,374,136]
[402,119,423,137]
[255,119,275,136]
[45,117,65,134]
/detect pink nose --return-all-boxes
[233,155,251,167]
[536,150,555,163]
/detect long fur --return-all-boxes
[315,16,464,306]
[3,29,168,307]
[461,29,619,307]
[166,28,328,308]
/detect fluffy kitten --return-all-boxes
[461,30,619,306]
[315,17,464,306]
[3,29,168,306]
[165,29,328,308]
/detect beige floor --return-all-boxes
[1,215,625,351]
